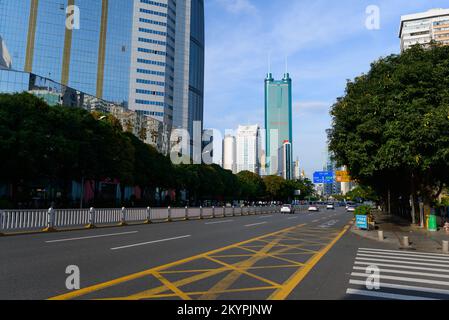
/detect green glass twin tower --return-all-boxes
[264,72,293,179]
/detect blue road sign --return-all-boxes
[313,171,334,184]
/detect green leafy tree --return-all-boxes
[329,44,449,221]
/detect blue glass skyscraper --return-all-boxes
[264,72,293,178]
[0,0,204,143]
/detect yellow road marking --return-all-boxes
[268,224,351,300]
[49,224,304,300]
[152,272,191,300]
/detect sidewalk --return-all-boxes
[351,211,449,253]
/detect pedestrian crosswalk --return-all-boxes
[346,248,449,300]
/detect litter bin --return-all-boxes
[428,211,438,232]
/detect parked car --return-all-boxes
[281,204,295,214]
[326,203,335,210]
[308,205,319,212]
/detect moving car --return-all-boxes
[347,206,356,213]
[308,205,319,212]
[281,204,295,214]
[326,203,335,210]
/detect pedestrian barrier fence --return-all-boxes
[0,205,290,234]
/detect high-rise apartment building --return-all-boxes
[264,73,293,176]
[399,8,449,52]
[0,0,204,150]
[277,141,292,180]
[236,125,260,174]
[222,134,236,174]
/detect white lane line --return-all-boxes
[245,222,268,227]
[45,231,139,243]
[287,217,298,220]
[349,279,449,297]
[346,288,436,300]
[111,235,191,251]
[357,253,449,264]
[359,247,449,258]
[259,215,273,219]
[353,266,449,280]
[358,249,449,261]
[356,257,449,268]
[312,219,319,223]
[354,261,449,273]
[351,272,449,287]
[205,220,234,225]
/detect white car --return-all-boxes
[326,204,335,210]
[347,206,356,213]
[308,206,319,212]
[281,205,295,214]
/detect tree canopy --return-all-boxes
[329,44,449,216]
[0,93,317,208]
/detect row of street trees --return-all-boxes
[0,93,315,208]
[329,44,449,222]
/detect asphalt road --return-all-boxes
[0,207,353,300]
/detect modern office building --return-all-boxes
[293,159,301,180]
[236,125,261,174]
[399,8,449,51]
[0,35,11,69]
[265,72,293,176]
[277,141,293,180]
[222,134,237,174]
[0,0,204,152]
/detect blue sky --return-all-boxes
[203,0,449,178]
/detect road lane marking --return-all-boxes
[110,235,191,251]
[259,215,273,219]
[49,224,306,300]
[268,224,351,300]
[245,222,267,227]
[355,257,449,268]
[353,266,449,279]
[351,272,449,286]
[354,261,449,273]
[357,253,449,264]
[287,217,298,220]
[347,248,449,300]
[45,231,139,243]
[349,279,449,296]
[358,249,449,261]
[205,220,234,225]
[346,288,436,300]
[359,247,449,257]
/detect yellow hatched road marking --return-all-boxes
[49,224,304,300]
[268,224,351,300]
[48,222,350,301]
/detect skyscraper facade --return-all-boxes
[0,0,204,147]
[399,8,449,52]
[222,134,236,174]
[264,72,293,177]
[236,125,260,174]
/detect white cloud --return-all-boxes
[294,101,331,116]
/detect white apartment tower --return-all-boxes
[399,8,449,52]
[236,125,261,174]
[222,134,237,174]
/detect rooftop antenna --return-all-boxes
[285,55,289,75]
[268,51,272,75]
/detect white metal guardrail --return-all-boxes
[0,205,293,234]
